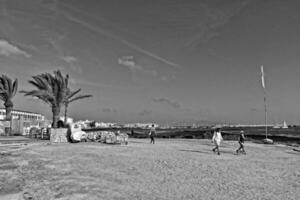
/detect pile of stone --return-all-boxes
[82,131,128,144]
[99,131,128,144]
[116,132,129,145]
[49,123,129,144]
[101,131,116,144]
[262,138,274,144]
[86,131,102,141]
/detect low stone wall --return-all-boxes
[50,128,68,143]
[0,120,11,136]
[84,131,128,144]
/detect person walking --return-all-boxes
[149,124,156,144]
[212,128,223,155]
[236,130,246,154]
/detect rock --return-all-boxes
[23,192,34,200]
[262,138,274,144]
[49,128,68,143]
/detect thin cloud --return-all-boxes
[74,79,140,91]
[62,55,82,73]
[118,56,158,77]
[102,108,117,113]
[48,37,83,74]
[152,97,181,109]
[118,56,142,71]
[161,74,176,82]
[68,62,82,74]
[0,39,30,57]
[75,79,116,88]
[186,1,251,47]
[139,109,152,116]
[62,56,77,63]
[207,48,234,63]
[62,9,179,69]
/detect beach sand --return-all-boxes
[0,139,299,200]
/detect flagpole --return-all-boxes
[264,90,268,139]
[261,65,268,139]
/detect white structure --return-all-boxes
[69,123,87,142]
[273,121,288,129]
[282,121,288,129]
[123,123,159,129]
[0,108,45,121]
[228,124,274,128]
[0,108,47,136]
[75,120,91,129]
[59,116,74,124]
[95,122,117,128]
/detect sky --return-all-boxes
[1,0,300,125]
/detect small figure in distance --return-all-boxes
[236,130,246,155]
[149,124,156,144]
[212,128,223,155]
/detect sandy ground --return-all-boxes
[0,139,299,200]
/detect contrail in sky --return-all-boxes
[59,3,180,69]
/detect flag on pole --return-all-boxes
[261,65,265,89]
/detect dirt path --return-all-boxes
[0,139,299,200]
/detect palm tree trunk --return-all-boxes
[64,104,68,125]
[52,106,60,128]
[4,101,13,121]
[4,102,13,136]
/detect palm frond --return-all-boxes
[69,94,93,103]
[0,75,18,102]
[21,90,55,105]
[0,93,7,101]
[67,88,81,99]
[31,76,48,90]
[1,75,9,93]
[20,70,70,128]
[11,79,18,97]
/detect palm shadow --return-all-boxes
[179,149,239,155]
[178,149,211,154]
[285,151,300,155]
[129,140,148,144]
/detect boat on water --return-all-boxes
[273,121,288,129]
[282,121,288,129]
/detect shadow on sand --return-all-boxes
[128,140,148,144]
[179,149,240,155]
[178,149,212,154]
[285,151,300,156]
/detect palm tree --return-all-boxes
[20,70,68,128]
[63,88,92,124]
[0,75,18,121]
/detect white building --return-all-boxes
[95,122,116,128]
[59,116,74,124]
[0,108,47,135]
[75,120,91,129]
[123,123,159,129]
[274,121,288,129]
[0,108,45,121]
